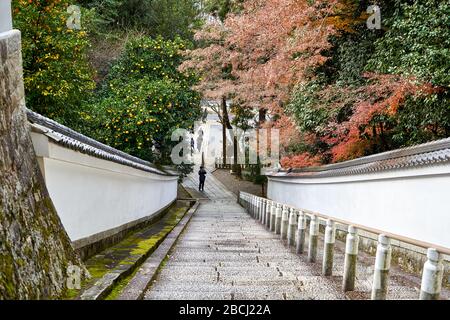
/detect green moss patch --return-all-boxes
[65,203,189,299]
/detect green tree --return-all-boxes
[80,0,201,40]
[88,36,202,162]
[12,0,95,125]
[367,0,450,88]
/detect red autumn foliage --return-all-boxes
[183,0,446,169]
[326,74,437,162]
[281,152,322,168]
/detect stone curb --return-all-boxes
[117,202,200,300]
[79,202,198,300]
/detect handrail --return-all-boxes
[238,191,450,256]
[238,191,448,300]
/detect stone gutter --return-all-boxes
[79,201,199,300]
[117,202,200,300]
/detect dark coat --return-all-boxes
[198,168,207,182]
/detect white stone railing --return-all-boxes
[238,191,447,300]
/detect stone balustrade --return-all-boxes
[238,191,447,300]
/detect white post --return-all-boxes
[280,206,289,240]
[0,1,12,34]
[308,215,319,262]
[275,204,284,235]
[287,208,297,248]
[270,202,278,232]
[258,198,263,223]
[371,234,392,300]
[419,248,444,300]
[322,219,335,276]
[260,199,265,224]
[251,196,256,217]
[265,200,272,229]
[256,197,261,220]
[343,225,359,291]
[296,212,306,254]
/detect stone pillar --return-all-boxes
[322,219,335,276]
[270,202,278,232]
[265,200,272,229]
[296,212,306,254]
[287,208,297,248]
[251,196,255,217]
[419,248,444,300]
[258,198,263,223]
[343,225,359,291]
[371,234,392,300]
[280,206,289,240]
[256,197,261,220]
[259,198,264,222]
[308,215,319,262]
[275,204,283,235]
[260,199,265,224]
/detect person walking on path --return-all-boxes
[198,166,207,191]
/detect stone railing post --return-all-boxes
[258,198,263,223]
[308,215,319,262]
[287,208,297,248]
[419,248,444,300]
[265,200,272,229]
[322,219,335,276]
[280,206,289,240]
[343,225,359,291]
[296,212,307,254]
[256,197,261,220]
[270,202,278,232]
[260,199,266,224]
[251,196,256,217]
[275,204,283,235]
[260,198,264,222]
[371,234,392,300]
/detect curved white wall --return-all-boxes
[31,132,178,242]
[268,164,450,249]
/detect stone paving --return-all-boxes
[182,166,235,200]
[145,172,446,300]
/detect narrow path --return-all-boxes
[182,166,234,200]
[144,173,433,300]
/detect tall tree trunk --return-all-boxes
[221,97,226,166]
[221,96,233,167]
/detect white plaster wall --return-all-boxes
[32,135,178,242]
[268,164,450,248]
[0,1,12,33]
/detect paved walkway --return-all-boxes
[182,166,235,200]
[144,172,441,300]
